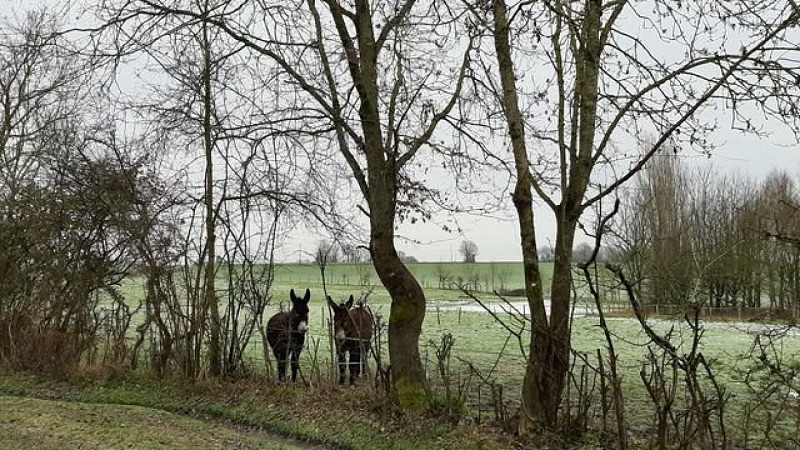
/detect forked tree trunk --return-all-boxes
[492,0,600,433]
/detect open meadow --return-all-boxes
[116,261,800,446]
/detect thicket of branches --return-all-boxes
[0,7,297,379]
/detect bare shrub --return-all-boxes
[610,265,730,449]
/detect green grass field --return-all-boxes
[115,261,800,445]
[269,261,543,299]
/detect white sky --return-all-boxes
[387,144,800,263]
[276,130,800,264]
[6,0,800,263]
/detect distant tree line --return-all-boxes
[611,155,800,311]
[313,240,376,264]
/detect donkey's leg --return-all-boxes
[273,345,287,382]
[337,348,347,385]
[361,343,370,379]
[349,345,361,385]
[290,347,301,383]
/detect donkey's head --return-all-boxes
[327,294,355,341]
[289,288,311,333]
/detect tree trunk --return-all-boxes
[517,218,578,432]
[349,0,428,407]
[492,0,601,432]
[202,13,222,378]
[372,211,428,407]
[366,156,428,408]
[490,0,549,432]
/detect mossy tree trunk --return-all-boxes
[367,157,428,407]
[339,0,430,407]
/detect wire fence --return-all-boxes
[91,287,800,438]
[601,302,800,321]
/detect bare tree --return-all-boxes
[398,251,418,264]
[0,9,87,210]
[0,8,122,374]
[572,242,594,264]
[637,154,694,306]
[537,245,555,263]
[199,5,223,378]
[472,0,800,433]
[615,159,794,314]
[459,239,479,263]
[95,0,475,407]
[315,239,340,265]
[757,172,800,311]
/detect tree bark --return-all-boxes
[369,165,428,407]
[202,11,222,378]
[492,0,601,432]
[491,0,548,432]
[350,0,428,407]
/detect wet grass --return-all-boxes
[102,262,800,446]
[0,395,306,450]
[0,373,515,450]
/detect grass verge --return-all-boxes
[0,395,308,450]
[0,371,517,450]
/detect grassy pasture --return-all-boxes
[268,261,543,299]
[414,310,800,444]
[117,261,800,445]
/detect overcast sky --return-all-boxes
[7,0,800,263]
[278,134,800,263]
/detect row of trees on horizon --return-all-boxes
[612,155,800,310]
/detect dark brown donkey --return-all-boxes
[327,294,374,385]
[267,288,310,382]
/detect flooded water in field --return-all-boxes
[427,298,800,336]
[427,298,596,317]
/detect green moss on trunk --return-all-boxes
[392,376,429,411]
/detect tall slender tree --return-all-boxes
[475,0,800,433]
[200,2,222,378]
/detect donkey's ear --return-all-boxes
[303,288,311,303]
[346,294,355,309]
[326,295,336,309]
[290,289,297,302]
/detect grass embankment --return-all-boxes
[0,395,306,450]
[0,372,516,450]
